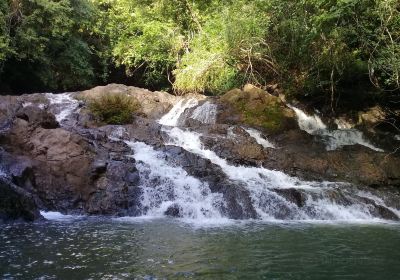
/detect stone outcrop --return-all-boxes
[78,84,178,119]
[0,176,42,222]
[216,84,297,134]
[1,83,400,222]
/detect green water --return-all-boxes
[1,218,400,279]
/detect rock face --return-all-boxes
[0,176,41,222]
[0,96,142,219]
[1,83,400,222]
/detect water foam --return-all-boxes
[289,105,383,152]
[159,98,198,126]
[125,141,226,220]
[46,93,79,123]
[40,211,83,221]
[244,128,275,148]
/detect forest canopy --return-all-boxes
[0,0,399,104]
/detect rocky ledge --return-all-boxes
[0,84,399,222]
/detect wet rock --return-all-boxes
[0,176,42,222]
[217,84,297,134]
[272,188,306,208]
[165,204,182,217]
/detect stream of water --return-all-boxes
[2,94,400,279]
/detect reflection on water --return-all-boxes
[1,218,400,279]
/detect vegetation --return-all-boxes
[88,93,139,124]
[220,86,295,133]
[0,0,399,110]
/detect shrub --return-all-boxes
[88,93,140,124]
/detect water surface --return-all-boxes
[1,218,400,279]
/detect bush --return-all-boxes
[88,93,140,124]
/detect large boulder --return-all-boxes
[16,105,59,129]
[0,176,42,222]
[217,84,297,134]
[0,105,141,215]
[78,84,178,119]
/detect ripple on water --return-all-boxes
[2,218,400,279]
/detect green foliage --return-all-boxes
[0,0,398,104]
[174,1,272,94]
[88,93,139,124]
[0,0,108,92]
[0,1,10,64]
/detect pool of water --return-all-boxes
[1,217,400,279]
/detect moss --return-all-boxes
[88,93,140,125]
[220,87,293,133]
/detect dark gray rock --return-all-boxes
[0,176,42,222]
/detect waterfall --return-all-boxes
[288,105,327,134]
[46,93,80,123]
[244,128,275,149]
[131,99,398,221]
[159,98,198,126]
[289,105,383,152]
[124,141,226,221]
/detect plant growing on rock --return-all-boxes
[88,93,140,125]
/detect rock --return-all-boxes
[16,105,59,129]
[79,84,178,119]
[217,84,297,134]
[358,106,386,127]
[86,157,141,215]
[272,188,306,207]
[200,126,266,166]
[165,204,182,217]
[0,176,42,222]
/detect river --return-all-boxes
[1,217,400,279]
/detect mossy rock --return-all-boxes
[219,84,296,134]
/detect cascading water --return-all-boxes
[243,128,275,149]
[0,167,6,177]
[124,141,226,220]
[159,98,198,126]
[46,93,80,123]
[118,98,399,222]
[289,105,383,152]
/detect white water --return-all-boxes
[22,102,46,110]
[125,141,225,220]
[159,98,198,126]
[335,118,354,129]
[244,128,275,149]
[40,211,83,221]
[289,105,383,152]
[0,167,6,177]
[288,105,327,134]
[356,191,400,218]
[45,93,80,123]
[153,99,400,221]
[190,101,218,124]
